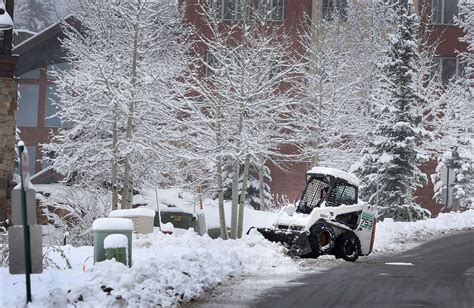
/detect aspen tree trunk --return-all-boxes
[258,164,266,211]
[216,157,228,240]
[237,154,250,238]
[111,104,119,210]
[215,115,228,239]
[230,158,240,239]
[230,102,245,239]
[311,79,324,168]
[121,22,140,209]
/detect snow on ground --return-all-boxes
[373,210,474,253]
[1,185,474,307]
[0,231,299,307]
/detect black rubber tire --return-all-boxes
[334,231,361,262]
[303,222,336,258]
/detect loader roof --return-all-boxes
[307,167,360,187]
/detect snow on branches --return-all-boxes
[44,0,188,209]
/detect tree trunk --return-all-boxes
[111,107,119,211]
[237,154,250,238]
[121,22,140,209]
[230,157,240,239]
[258,164,266,211]
[216,157,228,240]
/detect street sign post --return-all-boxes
[440,167,455,210]
[8,143,43,303]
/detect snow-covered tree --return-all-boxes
[457,0,473,86]
[296,0,402,171]
[181,0,303,238]
[428,1,474,211]
[44,0,188,209]
[353,3,431,221]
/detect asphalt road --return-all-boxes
[257,231,474,308]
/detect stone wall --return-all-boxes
[0,78,18,227]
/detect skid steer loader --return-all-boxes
[256,167,377,262]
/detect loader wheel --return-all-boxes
[334,231,361,262]
[304,222,336,258]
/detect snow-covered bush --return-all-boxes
[378,204,431,222]
[0,228,8,267]
[39,186,111,246]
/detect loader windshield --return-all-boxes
[297,177,330,213]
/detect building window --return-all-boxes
[322,0,347,21]
[223,0,239,20]
[209,0,284,21]
[433,57,464,83]
[45,85,63,127]
[259,0,284,21]
[431,0,458,24]
[205,51,219,77]
[17,84,39,127]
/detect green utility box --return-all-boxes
[105,247,128,266]
[92,218,133,267]
[154,211,195,229]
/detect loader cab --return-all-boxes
[296,168,359,214]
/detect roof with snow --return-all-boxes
[307,167,361,187]
[109,207,156,218]
[13,14,80,76]
[92,218,134,231]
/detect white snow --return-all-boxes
[109,207,156,218]
[385,262,414,266]
[0,230,299,306]
[373,210,474,253]
[92,218,134,231]
[103,234,128,249]
[307,167,361,187]
[160,222,175,233]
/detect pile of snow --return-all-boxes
[109,207,156,218]
[373,210,474,253]
[160,222,175,233]
[104,234,128,249]
[0,231,299,306]
[92,218,134,231]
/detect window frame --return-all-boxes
[258,0,285,21]
[431,0,458,25]
[321,0,348,21]
[433,56,464,83]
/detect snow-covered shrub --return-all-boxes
[39,186,111,246]
[0,228,8,267]
[378,204,431,222]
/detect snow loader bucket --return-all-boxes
[256,227,312,257]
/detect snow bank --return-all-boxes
[92,218,134,231]
[109,207,156,218]
[104,234,128,249]
[374,210,474,253]
[0,230,299,307]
